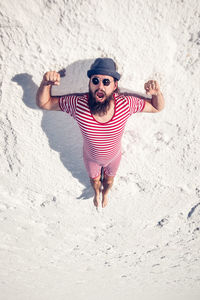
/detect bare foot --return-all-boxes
[93,194,100,207]
[102,191,109,208]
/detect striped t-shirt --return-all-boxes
[59,93,145,165]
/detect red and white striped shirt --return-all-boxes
[59,93,145,165]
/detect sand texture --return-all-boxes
[0,0,200,299]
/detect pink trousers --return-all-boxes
[83,150,122,179]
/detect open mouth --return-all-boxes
[95,91,105,101]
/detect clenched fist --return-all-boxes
[144,80,161,96]
[43,71,60,86]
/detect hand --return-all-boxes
[144,80,161,96]
[43,71,60,86]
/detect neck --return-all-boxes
[94,99,114,116]
[91,99,115,124]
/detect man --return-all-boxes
[36,58,165,208]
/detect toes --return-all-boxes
[102,196,108,208]
[93,197,99,207]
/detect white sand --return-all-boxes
[0,0,200,299]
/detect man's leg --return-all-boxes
[83,150,102,207]
[102,175,114,208]
[90,175,101,207]
[101,152,121,207]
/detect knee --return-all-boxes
[104,177,114,185]
[90,177,101,184]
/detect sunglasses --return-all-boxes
[91,77,113,86]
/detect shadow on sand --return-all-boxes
[12,59,94,199]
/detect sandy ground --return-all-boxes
[0,0,200,299]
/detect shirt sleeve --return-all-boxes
[59,94,78,119]
[125,95,145,115]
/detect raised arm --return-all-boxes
[142,80,165,113]
[36,71,61,110]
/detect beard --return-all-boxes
[88,88,115,115]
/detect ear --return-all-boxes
[114,80,118,89]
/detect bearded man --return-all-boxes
[36,58,165,208]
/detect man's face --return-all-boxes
[89,74,118,103]
[88,75,118,115]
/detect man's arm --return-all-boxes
[142,80,165,113]
[36,71,61,110]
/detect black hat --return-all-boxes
[87,58,121,81]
